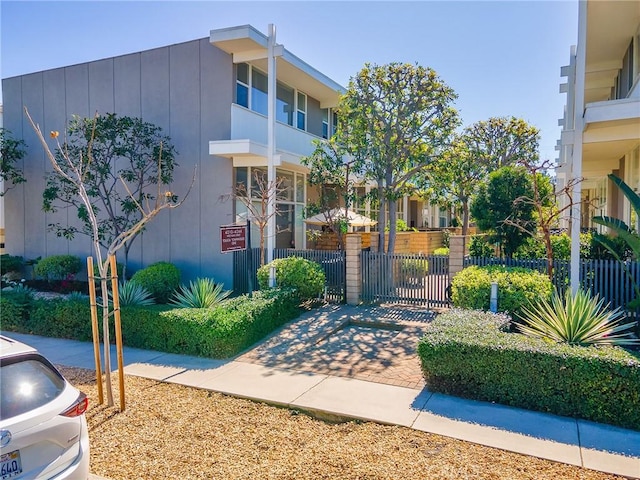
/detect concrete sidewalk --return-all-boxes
[3,330,639,479]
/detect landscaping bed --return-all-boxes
[60,366,623,480]
[417,309,640,430]
[1,288,301,358]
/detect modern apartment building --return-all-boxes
[1,25,344,286]
[557,0,640,283]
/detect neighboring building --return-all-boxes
[1,25,343,286]
[557,0,640,232]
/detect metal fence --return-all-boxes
[361,251,449,307]
[233,248,345,302]
[465,256,640,312]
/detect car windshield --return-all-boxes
[0,357,65,420]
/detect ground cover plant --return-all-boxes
[418,309,640,430]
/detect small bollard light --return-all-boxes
[490,282,498,313]
[269,265,277,288]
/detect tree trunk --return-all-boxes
[377,184,386,253]
[543,228,554,279]
[99,271,114,407]
[462,199,469,236]
[388,198,397,254]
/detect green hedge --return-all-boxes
[130,262,181,303]
[1,289,301,359]
[451,265,552,319]
[417,310,640,430]
[257,257,325,300]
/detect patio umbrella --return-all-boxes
[303,207,377,227]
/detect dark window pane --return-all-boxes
[236,83,248,108]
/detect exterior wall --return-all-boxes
[1,38,236,286]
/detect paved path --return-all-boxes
[2,303,639,479]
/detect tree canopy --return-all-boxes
[339,62,459,252]
[0,128,27,196]
[42,113,178,275]
[471,165,552,257]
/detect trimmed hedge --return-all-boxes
[130,262,181,303]
[451,265,552,319]
[34,255,82,281]
[417,309,640,430]
[2,289,301,359]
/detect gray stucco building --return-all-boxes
[1,25,343,287]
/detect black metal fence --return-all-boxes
[465,256,640,312]
[233,248,346,302]
[361,252,449,307]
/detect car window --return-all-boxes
[0,357,65,420]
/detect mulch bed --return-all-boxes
[58,366,623,480]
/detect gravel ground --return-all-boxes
[59,367,623,480]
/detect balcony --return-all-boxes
[209,104,321,169]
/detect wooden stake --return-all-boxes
[86,256,104,404]
[109,255,126,412]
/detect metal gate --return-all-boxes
[361,251,449,307]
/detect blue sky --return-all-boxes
[1,0,578,162]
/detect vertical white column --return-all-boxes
[267,23,277,268]
[570,1,587,294]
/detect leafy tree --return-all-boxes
[421,137,485,235]
[0,128,27,196]
[26,108,193,408]
[302,138,362,250]
[471,165,541,257]
[464,116,540,171]
[41,113,177,278]
[339,62,459,253]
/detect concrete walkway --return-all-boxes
[3,304,639,479]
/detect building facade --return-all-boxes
[557,0,640,286]
[1,25,343,286]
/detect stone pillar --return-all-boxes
[345,234,362,305]
[449,235,469,285]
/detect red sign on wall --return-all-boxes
[220,225,247,253]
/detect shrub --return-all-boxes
[130,262,180,303]
[0,286,35,330]
[2,287,301,359]
[433,247,449,256]
[1,254,24,275]
[27,298,94,341]
[451,265,552,319]
[34,255,82,281]
[169,278,231,308]
[257,257,325,300]
[468,235,495,258]
[417,309,640,430]
[120,289,300,357]
[513,234,572,261]
[111,281,155,307]
[519,288,638,346]
[398,257,429,282]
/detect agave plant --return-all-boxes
[518,288,639,346]
[65,291,90,302]
[109,281,155,306]
[170,278,231,308]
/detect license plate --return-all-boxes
[0,450,22,480]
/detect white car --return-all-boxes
[0,336,90,479]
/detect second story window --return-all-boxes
[277,83,294,126]
[236,63,249,108]
[297,92,307,130]
[251,68,268,116]
[322,109,329,139]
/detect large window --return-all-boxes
[234,166,306,248]
[251,68,268,116]
[322,109,329,139]
[235,63,312,132]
